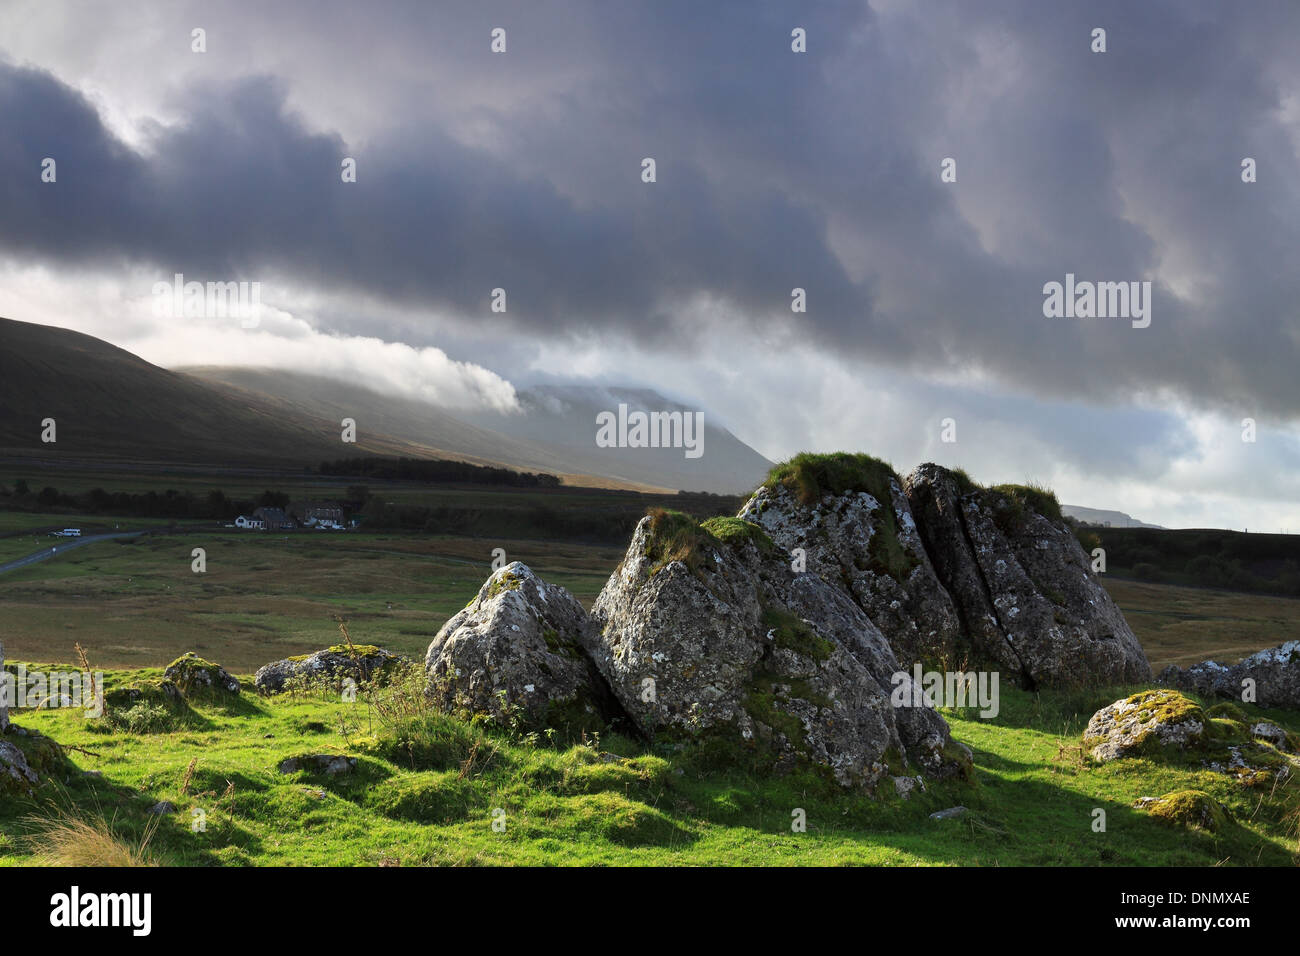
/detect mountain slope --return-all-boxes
[463,384,773,494]
[185,369,774,494]
[0,318,441,466]
[0,318,772,492]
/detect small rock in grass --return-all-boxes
[278,754,356,776]
[164,652,240,695]
[929,806,968,820]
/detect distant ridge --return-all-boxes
[1062,504,1163,529]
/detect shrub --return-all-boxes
[105,702,176,735]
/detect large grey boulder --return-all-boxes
[1158,641,1300,710]
[904,464,1150,688]
[1082,690,1207,761]
[425,562,612,734]
[587,513,969,788]
[738,476,964,671]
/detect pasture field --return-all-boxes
[2,515,1299,867]
[1101,578,1300,671]
[0,529,621,671]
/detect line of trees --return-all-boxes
[1089,527,1300,598]
[0,483,294,522]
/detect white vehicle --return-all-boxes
[50,528,82,537]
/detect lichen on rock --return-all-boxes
[256,645,406,695]
[1083,689,1207,761]
[588,512,969,788]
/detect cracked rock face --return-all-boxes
[425,562,611,733]
[904,464,1150,688]
[1158,641,1300,710]
[587,516,969,788]
[738,481,963,671]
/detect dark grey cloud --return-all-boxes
[0,0,1297,422]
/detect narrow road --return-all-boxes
[0,530,152,575]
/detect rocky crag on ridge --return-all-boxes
[425,453,1151,790]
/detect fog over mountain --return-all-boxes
[189,367,774,493]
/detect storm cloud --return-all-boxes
[0,0,1297,527]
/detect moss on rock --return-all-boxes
[1137,789,1229,832]
[700,516,775,554]
[1082,689,1207,760]
[1205,702,1249,723]
[484,570,524,600]
[759,606,834,662]
[163,653,240,696]
[988,482,1064,529]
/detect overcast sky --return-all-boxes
[1,0,1297,529]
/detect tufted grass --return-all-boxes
[3,667,1298,867]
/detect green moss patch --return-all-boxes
[1137,790,1229,833]
[484,570,524,600]
[700,516,774,554]
[760,606,834,662]
[288,644,385,663]
[1205,702,1249,723]
[645,508,716,578]
[948,467,980,495]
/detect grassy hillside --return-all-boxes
[0,317,437,465]
[2,668,1296,866]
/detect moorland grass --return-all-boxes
[3,666,1297,867]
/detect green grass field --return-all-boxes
[2,527,1291,674]
[2,670,1296,866]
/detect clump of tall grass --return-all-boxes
[24,807,164,867]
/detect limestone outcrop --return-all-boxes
[425,563,615,734]
[1158,641,1300,710]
